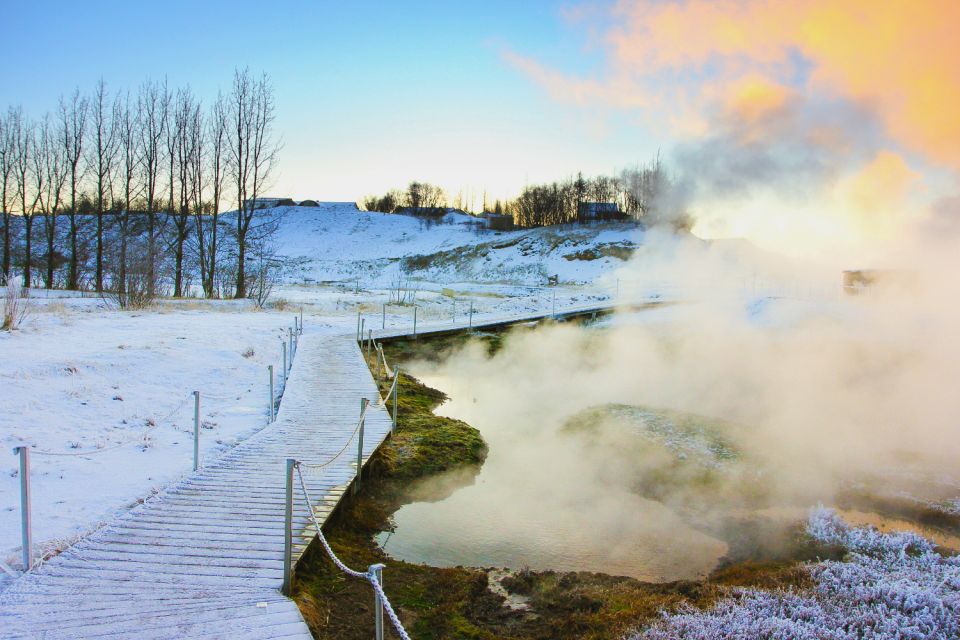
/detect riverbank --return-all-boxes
[291,332,843,639]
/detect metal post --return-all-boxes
[371,563,385,640]
[268,365,275,422]
[282,341,288,381]
[376,344,382,379]
[367,329,373,359]
[413,306,417,338]
[356,310,361,341]
[354,398,368,494]
[14,446,31,571]
[193,391,200,471]
[382,304,386,329]
[360,318,365,345]
[293,315,298,335]
[392,368,399,432]
[282,458,295,596]
[288,328,294,363]
[469,301,474,331]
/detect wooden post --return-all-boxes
[193,391,200,471]
[13,446,31,571]
[282,458,295,596]
[392,368,399,432]
[371,563,385,640]
[354,398,369,494]
[268,366,275,422]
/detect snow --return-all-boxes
[631,508,960,640]
[0,205,644,584]
[0,301,312,574]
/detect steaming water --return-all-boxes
[376,370,728,581]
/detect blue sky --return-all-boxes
[2,1,661,204]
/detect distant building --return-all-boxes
[485,213,514,231]
[842,269,917,296]
[577,202,626,224]
[297,200,320,207]
[244,197,295,210]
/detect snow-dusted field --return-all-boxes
[0,299,314,574]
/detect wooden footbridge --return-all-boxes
[0,302,623,639]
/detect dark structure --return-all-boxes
[297,200,320,207]
[486,213,514,231]
[577,202,627,224]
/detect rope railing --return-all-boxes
[294,462,411,640]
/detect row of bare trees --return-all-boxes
[506,157,684,228]
[359,157,684,230]
[361,181,448,215]
[0,68,281,302]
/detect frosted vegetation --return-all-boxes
[631,508,960,639]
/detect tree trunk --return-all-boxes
[95,209,103,292]
[234,217,246,299]
[24,217,32,288]
[45,219,55,288]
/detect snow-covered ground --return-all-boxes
[0,299,319,576]
[0,205,644,585]
[632,508,960,639]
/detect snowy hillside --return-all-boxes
[269,203,643,287]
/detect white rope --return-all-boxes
[378,344,393,379]
[378,374,398,409]
[295,464,411,640]
[297,401,370,472]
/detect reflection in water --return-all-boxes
[377,371,728,581]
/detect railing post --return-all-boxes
[469,301,474,331]
[282,458,295,596]
[367,329,373,359]
[371,563,386,640]
[356,310,361,341]
[413,306,417,338]
[382,303,386,329]
[288,327,294,363]
[376,343,382,379]
[293,315,298,335]
[268,365,275,422]
[282,340,288,381]
[13,446,31,571]
[193,391,200,471]
[392,368,399,432]
[354,398,368,495]
[360,318,365,345]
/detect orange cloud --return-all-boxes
[514,0,960,170]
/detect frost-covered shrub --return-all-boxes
[628,507,960,640]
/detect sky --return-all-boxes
[4,1,959,258]
[2,1,658,208]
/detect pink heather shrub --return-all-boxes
[630,508,960,640]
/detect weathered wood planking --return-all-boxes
[0,334,393,640]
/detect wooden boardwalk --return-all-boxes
[0,301,634,639]
[0,333,393,640]
[371,300,636,342]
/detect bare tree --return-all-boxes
[12,114,38,286]
[196,92,227,298]
[115,91,140,298]
[227,68,279,299]
[40,115,67,288]
[59,88,88,290]
[88,79,118,292]
[0,109,15,281]
[171,87,197,297]
[138,79,170,296]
